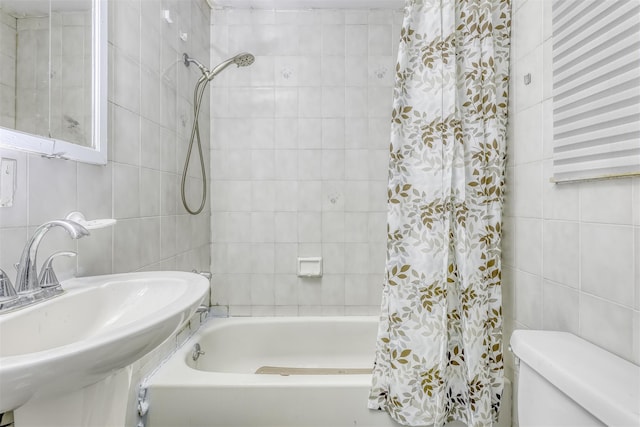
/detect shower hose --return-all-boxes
[181,74,209,215]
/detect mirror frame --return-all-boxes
[0,0,107,165]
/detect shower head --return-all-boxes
[232,52,255,67]
[209,52,255,79]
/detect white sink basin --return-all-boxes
[0,271,209,413]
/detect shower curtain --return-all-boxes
[368,0,511,426]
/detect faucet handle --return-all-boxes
[0,268,17,302]
[39,251,76,289]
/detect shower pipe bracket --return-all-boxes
[137,385,150,417]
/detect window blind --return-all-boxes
[552,0,640,183]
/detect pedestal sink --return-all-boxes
[0,271,209,414]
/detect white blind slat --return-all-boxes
[554,153,640,175]
[554,122,640,149]
[554,90,639,123]
[554,105,640,136]
[554,140,640,161]
[553,50,640,95]
[553,68,639,109]
[555,156,640,179]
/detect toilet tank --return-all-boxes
[510,330,640,427]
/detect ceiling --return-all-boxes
[208,0,404,9]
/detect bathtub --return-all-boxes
[147,317,511,427]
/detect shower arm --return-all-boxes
[183,54,231,81]
[183,52,255,81]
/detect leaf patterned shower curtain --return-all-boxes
[368,0,511,426]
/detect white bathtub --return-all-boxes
[147,317,511,427]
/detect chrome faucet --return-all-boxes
[0,219,90,314]
[15,220,89,294]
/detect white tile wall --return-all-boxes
[542,220,579,288]
[504,0,640,370]
[0,0,211,285]
[209,7,403,315]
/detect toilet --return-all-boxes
[510,330,640,426]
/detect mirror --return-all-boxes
[0,0,107,165]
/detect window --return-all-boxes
[552,0,640,183]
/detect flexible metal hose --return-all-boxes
[181,75,209,215]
